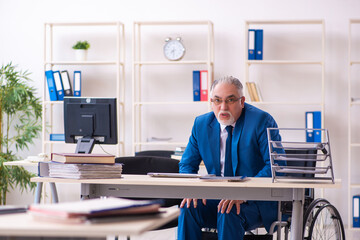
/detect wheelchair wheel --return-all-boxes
[303,198,330,239]
[307,204,345,240]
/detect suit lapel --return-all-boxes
[231,105,246,175]
[208,115,221,176]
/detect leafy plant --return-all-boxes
[0,62,42,205]
[72,41,90,50]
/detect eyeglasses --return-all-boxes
[211,97,242,106]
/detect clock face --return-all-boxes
[163,39,185,61]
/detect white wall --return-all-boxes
[1,0,360,226]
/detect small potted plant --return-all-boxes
[72,40,90,61]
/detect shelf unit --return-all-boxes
[244,20,326,198]
[43,22,125,157]
[348,19,360,230]
[132,21,214,153]
[244,20,325,124]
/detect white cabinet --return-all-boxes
[347,19,360,230]
[132,21,214,153]
[43,22,125,156]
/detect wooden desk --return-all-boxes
[0,208,179,238]
[31,175,341,240]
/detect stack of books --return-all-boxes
[39,153,122,179]
[28,197,161,224]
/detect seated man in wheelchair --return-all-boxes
[178,76,284,240]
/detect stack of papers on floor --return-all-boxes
[38,161,122,179]
[28,197,161,224]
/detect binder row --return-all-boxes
[192,70,208,102]
[45,70,81,101]
[248,29,263,60]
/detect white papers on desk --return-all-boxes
[38,161,122,179]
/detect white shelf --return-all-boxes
[244,19,325,114]
[246,19,324,25]
[244,19,326,197]
[45,61,122,66]
[246,60,323,65]
[43,22,125,157]
[134,60,210,65]
[348,19,360,229]
[46,22,121,27]
[134,101,209,105]
[249,101,323,105]
[132,21,214,153]
[134,142,188,146]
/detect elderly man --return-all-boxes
[178,76,282,240]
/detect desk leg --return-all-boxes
[290,188,305,240]
[81,183,91,200]
[49,182,59,203]
[34,182,43,204]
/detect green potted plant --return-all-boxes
[72,40,90,61]
[0,62,42,205]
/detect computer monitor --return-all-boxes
[64,97,118,154]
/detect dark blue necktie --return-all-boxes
[224,125,233,176]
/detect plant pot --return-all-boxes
[75,49,88,61]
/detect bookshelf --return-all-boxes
[348,19,360,231]
[244,19,325,130]
[43,22,125,157]
[132,21,214,153]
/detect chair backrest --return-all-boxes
[135,150,175,159]
[284,149,317,178]
[115,156,179,174]
[115,156,181,208]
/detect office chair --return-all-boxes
[115,155,182,230]
[135,150,175,159]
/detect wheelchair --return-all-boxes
[264,193,345,240]
[264,128,345,240]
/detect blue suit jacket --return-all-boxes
[179,103,282,231]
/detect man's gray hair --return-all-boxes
[210,76,243,97]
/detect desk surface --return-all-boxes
[31,174,341,189]
[0,207,179,237]
[4,160,38,167]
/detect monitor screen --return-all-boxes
[64,97,117,153]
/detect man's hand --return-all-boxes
[217,199,245,215]
[180,198,207,208]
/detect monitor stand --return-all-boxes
[75,138,95,154]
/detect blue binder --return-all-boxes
[255,29,263,60]
[305,111,321,142]
[248,29,256,60]
[50,133,65,141]
[45,70,58,101]
[354,195,360,227]
[193,71,200,101]
[73,71,81,97]
[53,70,64,100]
